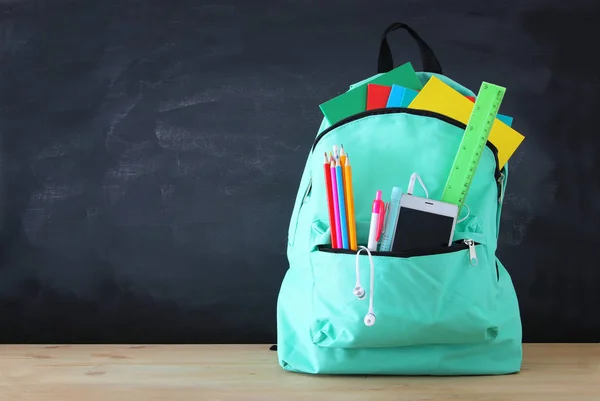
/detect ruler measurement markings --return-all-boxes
[441,82,506,209]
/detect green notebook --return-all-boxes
[319,62,423,125]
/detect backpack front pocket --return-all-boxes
[309,242,499,349]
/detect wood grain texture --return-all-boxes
[0,344,598,401]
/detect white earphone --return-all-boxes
[353,285,365,299]
[354,246,376,327]
[364,311,376,326]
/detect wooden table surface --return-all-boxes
[0,344,598,401]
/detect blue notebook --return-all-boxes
[386,85,419,108]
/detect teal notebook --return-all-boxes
[497,114,513,127]
[319,63,423,125]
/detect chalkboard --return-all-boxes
[0,0,598,343]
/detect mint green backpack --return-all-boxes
[276,22,523,375]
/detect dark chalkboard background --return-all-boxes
[0,0,598,343]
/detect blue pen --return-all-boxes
[335,157,349,248]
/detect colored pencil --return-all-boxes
[335,158,349,248]
[330,159,343,248]
[324,153,338,248]
[339,144,347,169]
[339,145,350,244]
[343,155,357,250]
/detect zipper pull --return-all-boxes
[464,239,478,266]
[497,172,505,203]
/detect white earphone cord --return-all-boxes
[354,246,376,326]
[457,203,470,224]
[407,172,429,198]
[407,172,470,223]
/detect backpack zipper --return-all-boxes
[464,239,478,266]
[312,108,502,182]
[316,239,479,259]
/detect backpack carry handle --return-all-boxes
[377,22,443,74]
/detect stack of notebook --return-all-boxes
[318,62,524,169]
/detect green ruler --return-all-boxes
[441,82,506,209]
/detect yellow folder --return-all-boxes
[408,76,524,168]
